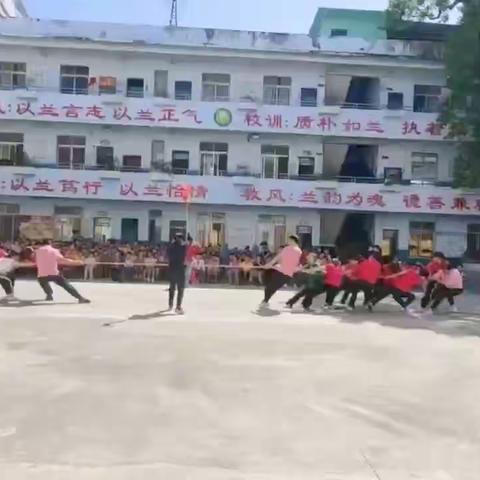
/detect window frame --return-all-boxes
[411,152,439,182]
[175,80,192,100]
[298,156,315,177]
[413,84,442,113]
[98,76,117,95]
[171,150,190,174]
[300,87,317,107]
[409,221,435,258]
[261,145,289,179]
[57,135,86,169]
[126,78,145,98]
[200,142,228,176]
[263,76,291,106]
[0,62,26,90]
[0,132,24,165]
[202,73,230,102]
[60,65,89,95]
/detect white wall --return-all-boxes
[1,196,321,246]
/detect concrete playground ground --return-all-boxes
[1,281,480,480]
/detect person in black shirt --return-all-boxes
[167,233,187,314]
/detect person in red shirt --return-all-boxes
[323,259,344,308]
[420,252,447,309]
[339,257,361,306]
[345,248,382,310]
[369,263,422,311]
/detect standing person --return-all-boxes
[430,263,464,313]
[259,235,302,309]
[420,252,447,309]
[83,251,97,281]
[35,240,90,303]
[167,233,187,314]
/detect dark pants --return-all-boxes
[287,285,326,309]
[169,268,186,308]
[264,269,291,303]
[431,285,463,309]
[371,285,415,309]
[421,280,437,308]
[0,274,14,295]
[325,285,340,306]
[346,280,374,308]
[38,275,83,300]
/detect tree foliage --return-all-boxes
[388,0,480,188]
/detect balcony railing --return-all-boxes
[1,161,454,187]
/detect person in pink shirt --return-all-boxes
[430,263,464,312]
[259,235,302,309]
[35,240,90,303]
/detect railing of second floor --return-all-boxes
[0,159,454,187]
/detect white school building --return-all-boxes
[0,7,479,260]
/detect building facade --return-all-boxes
[0,13,479,260]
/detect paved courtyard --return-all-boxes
[0,281,479,480]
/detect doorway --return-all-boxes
[121,218,138,243]
[335,213,374,261]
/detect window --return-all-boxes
[99,76,116,95]
[60,65,89,95]
[202,73,230,101]
[175,81,192,100]
[257,215,286,251]
[263,76,291,105]
[126,78,144,98]
[151,140,165,170]
[384,167,403,183]
[57,136,86,169]
[154,70,168,97]
[0,62,26,90]
[122,155,142,170]
[93,217,112,242]
[301,88,317,107]
[200,142,228,176]
[414,85,442,113]
[172,150,189,174]
[96,146,114,170]
[387,92,404,110]
[467,224,480,260]
[409,222,435,258]
[197,213,226,247]
[411,152,438,181]
[330,29,348,37]
[169,220,186,241]
[54,206,82,242]
[0,133,23,165]
[298,156,315,177]
[261,145,289,179]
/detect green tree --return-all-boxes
[388,0,480,188]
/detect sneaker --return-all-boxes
[303,307,314,313]
[175,307,184,315]
[5,294,17,302]
[404,306,416,314]
[78,298,91,304]
[449,305,458,313]
[346,305,355,312]
[258,301,269,310]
